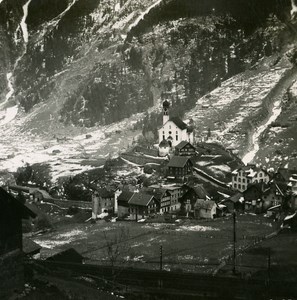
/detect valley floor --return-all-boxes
[31,214,278,274]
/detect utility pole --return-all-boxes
[160,245,163,271]
[267,247,271,284]
[233,211,236,274]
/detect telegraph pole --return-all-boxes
[267,247,271,284]
[160,245,163,271]
[233,211,236,274]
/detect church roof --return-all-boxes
[170,117,188,130]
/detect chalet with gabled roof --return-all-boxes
[167,156,193,179]
[146,186,171,214]
[128,192,157,221]
[175,141,196,156]
[179,184,209,216]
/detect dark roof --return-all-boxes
[194,199,216,210]
[229,192,243,203]
[129,193,155,206]
[169,117,188,130]
[276,167,294,182]
[175,141,195,150]
[193,185,209,199]
[47,248,83,263]
[118,191,134,202]
[145,187,170,201]
[23,238,42,255]
[0,187,36,219]
[163,100,170,109]
[167,156,192,168]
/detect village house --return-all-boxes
[91,188,115,219]
[158,100,194,155]
[167,156,193,179]
[273,167,296,185]
[175,141,196,157]
[128,192,158,221]
[179,184,209,216]
[231,165,269,192]
[146,186,171,214]
[288,173,297,193]
[282,212,297,231]
[166,184,187,212]
[116,191,134,218]
[243,182,285,213]
[221,192,244,213]
[0,187,36,299]
[194,199,217,219]
[262,182,285,210]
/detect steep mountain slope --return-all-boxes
[0,0,296,180]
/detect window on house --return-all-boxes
[242,178,245,183]
[234,184,237,188]
[260,173,263,177]
[238,184,241,189]
[176,135,178,141]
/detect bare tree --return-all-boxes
[103,226,131,267]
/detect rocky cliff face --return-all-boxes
[0,0,296,179]
[0,0,294,130]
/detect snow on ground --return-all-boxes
[186,65,289,153]
[242,99,282,164]
[176,225,220,232]
[20,0,33,43]
[33,229,86,249]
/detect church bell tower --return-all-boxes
[163,100,170,125]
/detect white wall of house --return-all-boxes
[195,205,216,219]
[232,170,269,192]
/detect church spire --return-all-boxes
[162,100,170,125]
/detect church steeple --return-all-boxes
[162,100,170,125]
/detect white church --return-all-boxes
[158,100,194,156]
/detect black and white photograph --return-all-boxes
[0,0,297,299]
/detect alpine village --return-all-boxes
[2,0,297,299]
[1,98,297,300]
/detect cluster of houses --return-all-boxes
[89,101,297,222]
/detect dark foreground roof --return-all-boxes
[118,191,134,203]
[0,187,36,219]
[23,238,42,255]
[47,248,83,263]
